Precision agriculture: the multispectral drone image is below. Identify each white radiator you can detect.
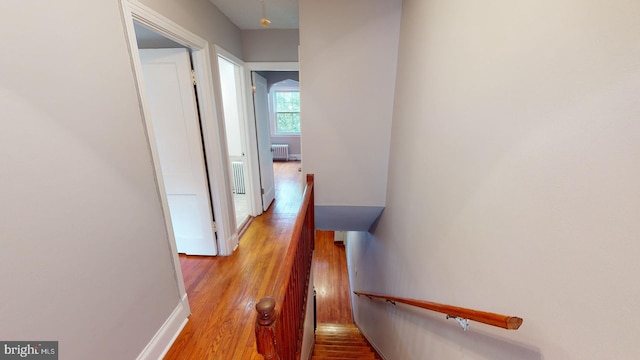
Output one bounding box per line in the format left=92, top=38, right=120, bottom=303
left=271, top=144, right=289, bottom=161
left=231, top=161, right=245, bottom=194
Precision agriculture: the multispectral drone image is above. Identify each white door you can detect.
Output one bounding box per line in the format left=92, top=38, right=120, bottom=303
left=139, top=48, right=217, bottom=256
left=252, top=72, right=275, bottom=211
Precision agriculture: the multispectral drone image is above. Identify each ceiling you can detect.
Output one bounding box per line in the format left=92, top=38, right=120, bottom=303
left=210, top=0, right=299, bottom=30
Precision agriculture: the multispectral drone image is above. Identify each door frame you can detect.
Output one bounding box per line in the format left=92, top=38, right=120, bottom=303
left=244, top=62, right=300, bottom=215
left=121, top=0, right=237, bottom=299
left=215, top=46, right=259, bottom=221
left=138, top=48, right=218, bottom=256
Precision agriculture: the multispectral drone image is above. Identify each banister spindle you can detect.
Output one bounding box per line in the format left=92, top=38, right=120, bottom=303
left=255, top=297, right=278, bottom=359
left=254, top=175, right=315, bottom=360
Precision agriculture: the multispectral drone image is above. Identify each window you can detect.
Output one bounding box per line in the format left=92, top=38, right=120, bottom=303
left=274, top=91, right=300, bottom=134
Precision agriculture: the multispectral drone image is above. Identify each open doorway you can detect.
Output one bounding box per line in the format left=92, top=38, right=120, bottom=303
left=248, top=68, right=301, bottom=212
left=254, top=71, right=301, bottom=162
left=135, top=24, right=218, bottom=257
left=217, top=52, right=253, bottom=231
left=122, top=2, right=243, bottom=322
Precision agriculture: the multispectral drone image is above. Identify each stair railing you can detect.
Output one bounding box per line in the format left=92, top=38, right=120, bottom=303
left=255, top=174, right=315, bottom=360
left=354, top=291, right=523, bottom=331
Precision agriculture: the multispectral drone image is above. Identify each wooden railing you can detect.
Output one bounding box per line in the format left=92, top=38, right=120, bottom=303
left=255, top=174, right=315, bottom=360
left=354, top=291, right=523, bottom=330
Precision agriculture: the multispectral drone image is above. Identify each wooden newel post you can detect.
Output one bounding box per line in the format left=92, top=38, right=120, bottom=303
left=255, top=296, right=278, bottom=360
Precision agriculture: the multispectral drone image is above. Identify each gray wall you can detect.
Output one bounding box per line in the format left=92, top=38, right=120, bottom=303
left=299, top=0, right=402, bottom=229
left=270, top=136, right=301, bottom=160
left=242, top=29, right=299, bottom=62
left=256, top=71, right=301, bottom=158
left=140, top=0, right=243, bottom=58
left=257, top=71, right=300, bottom=90
left=134, top=22, right=185, bottom=49
left=0, top=0, right=242, bottom=358
left=348, top=0, right=640, bottom=359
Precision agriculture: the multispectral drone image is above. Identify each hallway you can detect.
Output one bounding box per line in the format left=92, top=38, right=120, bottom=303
left=164, top=161, right=352, bottom=359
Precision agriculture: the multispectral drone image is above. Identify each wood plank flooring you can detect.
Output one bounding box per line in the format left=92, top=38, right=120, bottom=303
left=314, top=232, right=353, bottom=324
left=164, top=161, right=300, bottom=359
left=164, top=161, right=353, bottom=359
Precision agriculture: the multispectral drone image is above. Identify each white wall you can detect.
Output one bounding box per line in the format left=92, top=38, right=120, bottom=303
left=0, top=1, right=180, bottom=359
left=348, top=0, right=640, bottom=359
left=299, top=0, right=401, bottom=207
left=299, top=0, right=402, bottom=230
left=0, top=0, right=243, bottom=358
left=241, top=29, right=299, bottom=62
left=219, top=57, right=244, bottom=157
left=299, top=0, right=402, bottom=229
left=300, top=267, right=316, bottom=360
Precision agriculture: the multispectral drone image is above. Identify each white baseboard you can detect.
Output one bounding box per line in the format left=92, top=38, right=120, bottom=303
left=137, top=295, right=190, bottom=360
left=289, top=154, right=301, bottom=161
left=181, top=293, right=190, bottom=313
left=230, top=233, right=240, bottom=254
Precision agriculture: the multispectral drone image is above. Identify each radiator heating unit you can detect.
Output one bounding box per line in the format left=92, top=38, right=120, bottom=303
left=271, top=144, right=289, bottom=161
left=231, top=161, right=246, bottom=194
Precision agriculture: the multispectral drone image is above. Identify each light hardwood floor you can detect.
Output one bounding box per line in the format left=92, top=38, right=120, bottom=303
left=164, top=161, right=352, bottom=359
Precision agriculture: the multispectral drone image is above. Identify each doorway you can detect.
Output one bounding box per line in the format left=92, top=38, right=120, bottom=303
left=246, top=64, right=301, bottom=211
left=138, top=45, right=218, bottom=256
left=122, top=1, right=241, bottom=318
left=217, top=53, right=252, bottom=230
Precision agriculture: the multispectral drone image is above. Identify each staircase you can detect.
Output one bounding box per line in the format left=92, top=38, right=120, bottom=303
left=312, top=323, right=381, bottom=359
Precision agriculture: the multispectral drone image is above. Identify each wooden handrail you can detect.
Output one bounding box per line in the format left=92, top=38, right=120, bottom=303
left=354, top=291, right=523, bottom=330
left=255, top=174, right=315, bottom=360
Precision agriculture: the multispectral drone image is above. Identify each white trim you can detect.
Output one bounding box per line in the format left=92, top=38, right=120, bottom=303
left=126, top=1, right=205, bottom=47
left=120, top=0, right=189, bottom=307
left=244, top=62, right=300, bottom=213
left=136, top=299, right=190, bottom=360
left=245, top=71, right=264, bottom=215
left=180, top=292, right=189, bottom=311
left=215, top=46, right=261, bottom=219
left=121, top=0, right=237, bottom=257
left=270, top=84, right=301, bottom=136
left=191, top=45, right=236, bottom=256
left=216, top=46, right=244, bottom=67
left=246, top=62, right=300, bottom=71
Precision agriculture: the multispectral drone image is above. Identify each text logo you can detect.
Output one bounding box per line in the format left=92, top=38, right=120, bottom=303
left=0, top=342, right=57, bottom=359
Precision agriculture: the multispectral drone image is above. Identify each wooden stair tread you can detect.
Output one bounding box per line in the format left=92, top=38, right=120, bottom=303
left=313, top=323, right=381, bottom=359
left=311, top=355, right=380, bottom=360
left=314, top=347, right=374, bottom=353
left=316, top=332, right=365, bottom=337
left=314, top=345, right=372, bottom=350
left=312, top=358, right=377, bottom=360
left=315, top=340, right=369, bottom=346
left=316, top=335, right=369, bottom=340
left=315, top=338, right=369, bottom=344
left=314, top=351, right=374, bottom=356
left=317, top=324, right=359, bottom=330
